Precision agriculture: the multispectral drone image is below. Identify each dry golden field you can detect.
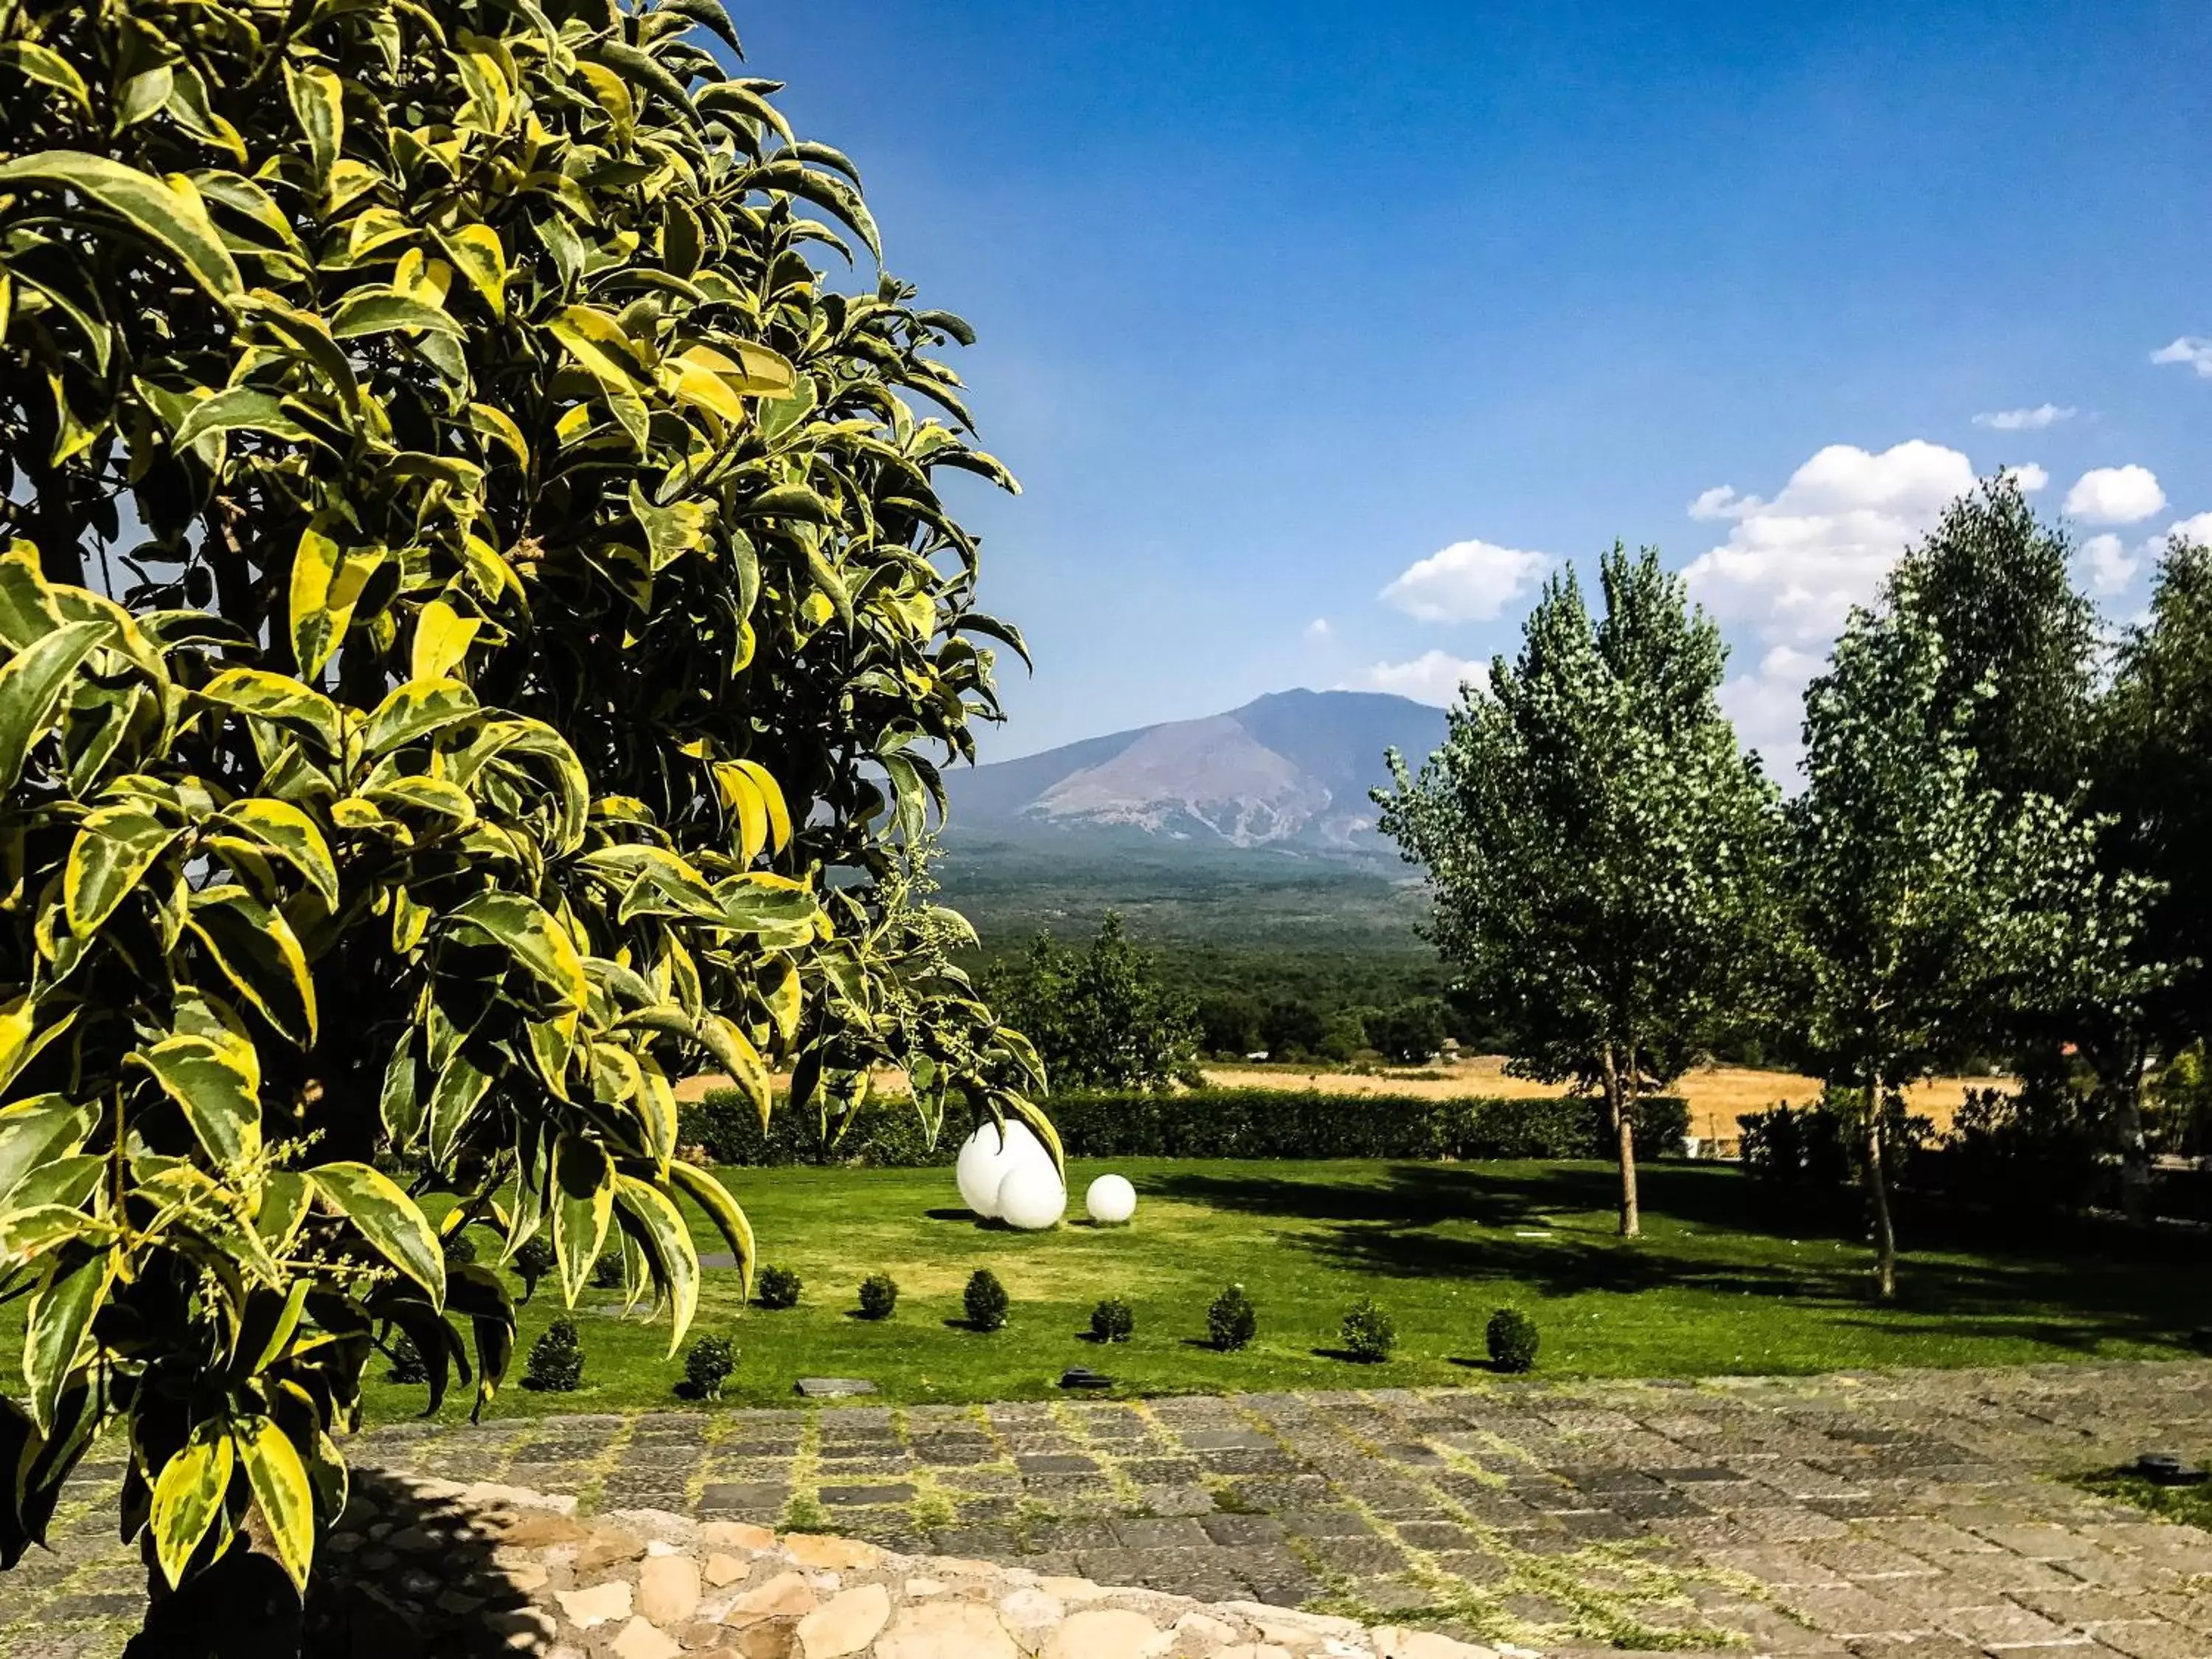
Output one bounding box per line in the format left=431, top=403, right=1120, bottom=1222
left=1200, top=1058, right=2010, bottom=1142
left=675, top=1057, right=2011, bottom=1144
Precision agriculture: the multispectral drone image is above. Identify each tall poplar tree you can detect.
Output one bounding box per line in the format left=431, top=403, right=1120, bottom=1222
left=1377, top=546, right=1778, bottom=1237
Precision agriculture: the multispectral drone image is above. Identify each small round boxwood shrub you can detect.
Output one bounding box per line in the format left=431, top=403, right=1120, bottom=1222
left=514, top=1236, right=557, bottom=1302
left=1208, top=1283, right=1257, bottom=1352
left=591, top=1251, right=627, bottom=1290
left=756, top=1265, right=804, bottom=1310
left=858, top=1273, right=899, bottom=1320
left=1091, top=1296, right=1135, bottom=1343
left=385, top=1330, right=427, bottom=1384
left=524, top=1318, right=585, bottom=1393
left=1340, top=1298, right=1396, bottom=1363
left=964, top=1268, right=1009, bottom=1332
left=1486, top=1307, right=1540, bottom=1373
left=684, top=1335, right=737, bottom=1401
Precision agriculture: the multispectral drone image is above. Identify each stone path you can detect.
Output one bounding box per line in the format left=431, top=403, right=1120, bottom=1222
left=9, top=1362, right=2212, bottom=1656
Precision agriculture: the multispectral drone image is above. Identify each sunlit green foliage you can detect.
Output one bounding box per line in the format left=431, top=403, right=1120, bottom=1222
left=0, top=0, right=1040, bottom=1600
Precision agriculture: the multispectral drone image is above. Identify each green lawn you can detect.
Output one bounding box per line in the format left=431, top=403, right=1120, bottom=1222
left=355, top=1156, right=2212, bottom=1422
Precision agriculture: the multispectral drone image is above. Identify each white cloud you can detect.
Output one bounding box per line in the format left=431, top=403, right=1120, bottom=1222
left=1974, top=403, right=2076, bottom=431
left=2152, top=337, right=2212, bottom=378
left=2000, top=462, right=2049, bottom=493
left=2064, top=465, right=2166, bottom=525
left=1379, top=538, right=1548, bottom=624
left=1688, top=485, right=1751, bottom=521
left=1345, top=650, right=1489, bottom=707
left=1681, top=439, right=1980, bottom=648
left=2079, top=534, right=2140, bottom=596
left=2166, top=511, right=2212, bottom=546
left=1302, top=617, right=1332, bottom=641
left=1717, top=647, right=1825, bottom=778
left=1682, top=439, right=2014, bottom=785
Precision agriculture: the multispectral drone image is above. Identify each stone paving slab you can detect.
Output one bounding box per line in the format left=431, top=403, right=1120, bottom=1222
left=10, top=1362, right=2212, bottom=1654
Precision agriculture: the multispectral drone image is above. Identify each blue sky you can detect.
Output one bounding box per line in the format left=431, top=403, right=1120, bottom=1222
left=739, top=1, right=2212, bottom=768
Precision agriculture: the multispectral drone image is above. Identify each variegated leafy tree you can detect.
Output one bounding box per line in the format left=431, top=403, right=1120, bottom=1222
left=0, top=0, right=1046, bottom=1620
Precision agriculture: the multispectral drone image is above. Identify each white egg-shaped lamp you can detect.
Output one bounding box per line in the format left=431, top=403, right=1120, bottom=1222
left=996, top=1161, right=1068, bottom=1231
left=955, top=1119, right=1048, bottom=1218
left=1085, top=1174, right=1137, bottom=1226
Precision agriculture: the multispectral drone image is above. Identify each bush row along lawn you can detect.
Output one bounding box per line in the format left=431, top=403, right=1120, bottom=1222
left=340, top=1156, right=2212, bottom=1421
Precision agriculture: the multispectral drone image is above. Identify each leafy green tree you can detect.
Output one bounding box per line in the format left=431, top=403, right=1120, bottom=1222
left=990, top=914, right=1200, bottom=1091
left=1260, top=996, right=1328, bottom=1060
left=0, top=0, right=1042, bottom=1628
left=1194, top=991, right=1264, bottom=1058
left=1369, top=999, right=1447, bottom=1065
left=1790, top=571, right=2138, bottom=1290
left=1885, top=481, right=2167, bottom=1217
left=2096, top=538, right=2212, bottom=1188
left=1887, top=479, right=2097, bottom=804
left=1377, top=545, right=1779, bottom=1236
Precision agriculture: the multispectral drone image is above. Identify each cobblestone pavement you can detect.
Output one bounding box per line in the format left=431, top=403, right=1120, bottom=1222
left=8, top=1362, right=2212, bottom=1657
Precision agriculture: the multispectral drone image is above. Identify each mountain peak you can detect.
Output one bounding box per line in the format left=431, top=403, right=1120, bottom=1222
left=950, top=689, right=1447, bottom=854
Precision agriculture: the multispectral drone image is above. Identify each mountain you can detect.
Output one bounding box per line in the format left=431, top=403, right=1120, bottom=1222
left=949, top=689, right=1448, bottom=855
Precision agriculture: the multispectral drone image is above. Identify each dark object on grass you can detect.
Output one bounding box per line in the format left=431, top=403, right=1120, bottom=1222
left=440, top=1227, right=478, bottom=1268
left=1340, top=1298, right=1396, bottom=1362
left=684, top=1335, right=737, bottom=1401
left=514, top=1236, right=557, bottom=1301
left=2138, top=1452, right=2208, bottom=1486
left=385, top=1330, right=427, bottom=1384
left=524, top=1317, right=585, bottom=1392
left=1487, top=1307, right=1540, bottom=1372
left=1208, top=1283, right=1257, bottom=1352
left=757, top=1265, right=803, bottom=1310
left=964, top=1268, right=1009, bottom=1332
left=1091, top=1295, right=1135, bottom=1343
left=591, top=1251, right=627, bottom=1290
left=858, top=1272, right=899, bottom=1320
left=1061, top=1366, right=1113, bottom=1390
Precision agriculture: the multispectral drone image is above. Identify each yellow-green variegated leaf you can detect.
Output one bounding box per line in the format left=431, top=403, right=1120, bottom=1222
left=288, top=526, right=386, bottom=680
left=197, top=668, right=343, bottom=757
left=0, top=41, right=90, bottom=109
left=206, top=799, right=338, bottom=909
left=150, top=1424, right=234, bottom=1589
left=310, top=1161, right=443, bottom=1306
left=550, top=1133, right=613, bottom=1304
left=666, top=1161, right=756, bottom=1298
left=612, top=1174, right=698, bottom=1353
left=24, top=1248, right=110, bottom=1431
left=63, top=804, right=179, bottom=936
left=410, top=597, right=481, bottom=684
left=129, top=1033, right=262, bottom=1172
left=0, top=619, right=112, bottom=790
left=0, top=153, right=241, bottom=303
left=237, top=1416, right=315, bottom=1590
left=448, top=892, right=588, bottom=1012
left=425, top=1051, right=492, bottom=1166
left=697, top=1013, right=771, bottom=1128
left=184, top=887, right=316, bottom=1046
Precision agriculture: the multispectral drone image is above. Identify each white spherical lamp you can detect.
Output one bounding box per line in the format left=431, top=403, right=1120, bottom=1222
left=1085, top=1175, right=1137, bottom=1226
left=996, top=1162, right=1067, bottom=1231
left=955, top=1120, right=1046, bottom=1219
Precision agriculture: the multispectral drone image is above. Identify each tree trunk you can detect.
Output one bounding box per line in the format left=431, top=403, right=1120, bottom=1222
left=1603, top=1042, right=1641, bottom=1239
left=129, top=1524, right=302, bottom=1659
left=1863, top=1080, right=1896, bottom=1298
left=2115, top=1046, right=2152, bottom=1227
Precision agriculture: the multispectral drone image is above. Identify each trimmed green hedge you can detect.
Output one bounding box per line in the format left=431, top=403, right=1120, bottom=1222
left=680, top=1087, right=1688, bottom=1168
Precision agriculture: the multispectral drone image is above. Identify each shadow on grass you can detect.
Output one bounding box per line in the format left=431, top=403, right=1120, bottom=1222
left=1312, top=1347, right=1388, bottom=1365
left=1145, top=1160, right=2212, bottom=1349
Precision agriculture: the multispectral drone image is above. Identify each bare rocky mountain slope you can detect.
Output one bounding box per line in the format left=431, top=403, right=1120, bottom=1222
left=950, top=689, right=1447, bottom=854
